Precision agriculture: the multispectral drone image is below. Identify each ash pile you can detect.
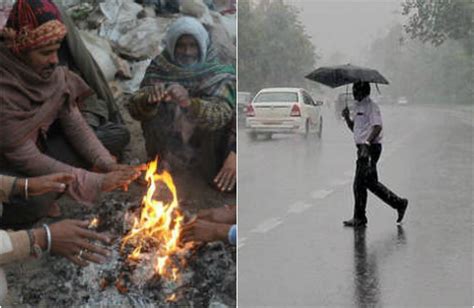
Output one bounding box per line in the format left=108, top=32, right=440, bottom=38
left=5, top=196, right=236, bottom=307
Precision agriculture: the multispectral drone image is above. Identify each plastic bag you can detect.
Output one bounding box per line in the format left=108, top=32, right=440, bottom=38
left=116, top=17, right=171, bottom=61
left=180, top=0, right=214, bottom=26
left=79, top=30, right=117, bottom=81
left=99, top=0, right=143, bottom=42
left=120, top=59, right=152, bottom=94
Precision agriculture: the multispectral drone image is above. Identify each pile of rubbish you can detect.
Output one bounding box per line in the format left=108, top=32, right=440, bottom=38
left=0, top=0, right=236, bottom=94
left=64, top=0, right=236, bottom=94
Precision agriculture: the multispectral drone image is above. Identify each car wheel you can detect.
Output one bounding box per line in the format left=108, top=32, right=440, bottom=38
left=303, top=120, right=309, bottom=139
left=248, top=132, right=257, bottom=141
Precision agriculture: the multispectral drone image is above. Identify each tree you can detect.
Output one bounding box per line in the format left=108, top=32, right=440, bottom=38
left=238, top=0, right=318, bottom=94
left=367, top=22, right=472, bottom=105
left=402, top=0, right=473, bottom=52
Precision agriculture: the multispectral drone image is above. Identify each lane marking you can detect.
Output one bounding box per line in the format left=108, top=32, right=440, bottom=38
left=238, top=237, right=247, bottom=249
left=250, top=217, right=283, bottom=234
left=311, top=189, right=333, bottom=200
left=288, top=201, right=314, bottom=214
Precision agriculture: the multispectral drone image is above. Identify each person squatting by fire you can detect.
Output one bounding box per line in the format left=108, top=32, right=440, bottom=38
left=126, top=16, right=236, bottom=193
left=0, top=0, right=143, bottom=300
left=125, top=15, right=237, bottom=246
left=0, top=0, right=236, bottom=301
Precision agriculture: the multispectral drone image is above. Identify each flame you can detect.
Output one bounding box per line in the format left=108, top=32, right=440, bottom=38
left=166, top=293, right=177, bottom=302
left=88, top=217, right=99, bottom=229
left=121, top=157, right=184, bottom=281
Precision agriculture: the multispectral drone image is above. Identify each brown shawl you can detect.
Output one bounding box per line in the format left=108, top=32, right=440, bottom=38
left=0, top=43, right=112, bottom=206
left=0, top=43, right=92, bottom=151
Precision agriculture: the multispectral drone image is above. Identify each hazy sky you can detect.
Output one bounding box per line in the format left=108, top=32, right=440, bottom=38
left=290, top=0, right=405, bottom=65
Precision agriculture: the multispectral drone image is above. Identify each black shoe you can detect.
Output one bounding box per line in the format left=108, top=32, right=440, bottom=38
left=397, top=198, right=408, bottom=223
left=343, top=218, right=367, bottom=227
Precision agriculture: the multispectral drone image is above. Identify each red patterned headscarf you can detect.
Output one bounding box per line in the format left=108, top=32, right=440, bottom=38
left=1, top=0, right=67, bottom=53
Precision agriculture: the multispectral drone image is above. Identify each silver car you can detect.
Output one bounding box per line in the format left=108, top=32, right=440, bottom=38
left=245, top=87, right=323, bottom=139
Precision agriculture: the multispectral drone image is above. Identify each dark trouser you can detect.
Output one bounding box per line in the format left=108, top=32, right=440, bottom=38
left=141, top=106, right=228, bottom=184
left=353, top=144, right=404, bottom=222
left=42, top=120, right=130, bottom=168
left=80, top=106, right=130, bottom=161
left=94, top=122, right=130, bottom=159
left=0, top=127, right=79, bottom=229
left=193, top=127, right=228, bottom=183
left=0, top=121, right=73, bottom=228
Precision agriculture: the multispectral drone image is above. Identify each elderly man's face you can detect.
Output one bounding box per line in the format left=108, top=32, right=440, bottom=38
left=175, top=34, right=200, bottom=67
left=20, top=43, right=61, bottom=79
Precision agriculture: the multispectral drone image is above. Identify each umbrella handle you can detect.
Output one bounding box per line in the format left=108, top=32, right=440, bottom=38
left=345, top=85, right=349, bottom=109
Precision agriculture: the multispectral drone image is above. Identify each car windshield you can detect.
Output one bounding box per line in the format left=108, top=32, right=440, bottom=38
left=254, top=92, right=298, bottom=103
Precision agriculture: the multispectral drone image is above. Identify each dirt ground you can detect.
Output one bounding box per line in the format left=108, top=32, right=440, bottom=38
left=2, top=96, right=236, bottom=307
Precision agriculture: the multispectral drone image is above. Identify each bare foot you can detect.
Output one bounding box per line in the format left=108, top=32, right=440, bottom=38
left=181, top=219, right=231, bottom=243
left=197, top=205, right=236, bottom=224
left=47, top=202, right=62, bottom=218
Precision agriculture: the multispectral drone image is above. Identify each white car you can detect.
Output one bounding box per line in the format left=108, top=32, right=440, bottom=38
left=237, top=91, right=252, bottom=116
left=245, top=87, right=323, bottom=139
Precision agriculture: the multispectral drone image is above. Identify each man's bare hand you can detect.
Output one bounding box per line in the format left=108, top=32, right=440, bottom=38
left=342, top=107, right=350, bottom=118
left=214, top=151, right=236, bottom=192
left=49, top=219, right=111, bottom=266
left=165, top=83, right=191, bottom=108
left=106, top=163, right=147, bottom=173
left=147, top=84, right=167, bottom=105
left=25, top=173, right=75, bottom=196
left=101, top=169, right=142, bottom=192
left=197, top=205, right=236, bottom=224
left=181, top=219, right=231, bottom=243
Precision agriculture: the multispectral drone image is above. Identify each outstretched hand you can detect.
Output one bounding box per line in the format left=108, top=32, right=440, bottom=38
left=27, top=173, right=75, bottom=196
left=146, top=84, right=167, bottom=105
left=101, top=168, right=143, bottom=192
left=49, top=219, right=111, bottom=266
left=181, top=218, right=231, bottom=243
left=164, top=83, right=191, bottom=108
left=214, top=151, right=236, bottom=192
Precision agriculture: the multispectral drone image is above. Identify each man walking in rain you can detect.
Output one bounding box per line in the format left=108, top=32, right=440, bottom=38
left=342, top=81, right=408, bottom=227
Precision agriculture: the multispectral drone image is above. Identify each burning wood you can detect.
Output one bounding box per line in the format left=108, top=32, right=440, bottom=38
left=8, top=191, right=235, bottom=307
left=120, top=157, right=187, bottom=283
left=115, top=273, right=129, bottom=294
left=9, top=158, right=235, bottom=307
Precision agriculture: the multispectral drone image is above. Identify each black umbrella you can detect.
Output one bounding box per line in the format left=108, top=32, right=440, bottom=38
left=305, top=64, right=389, bottom=88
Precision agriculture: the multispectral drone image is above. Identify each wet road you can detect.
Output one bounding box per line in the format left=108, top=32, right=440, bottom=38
left=237, top=104, right=473, bottom=307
